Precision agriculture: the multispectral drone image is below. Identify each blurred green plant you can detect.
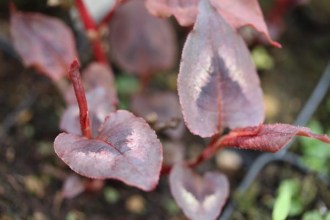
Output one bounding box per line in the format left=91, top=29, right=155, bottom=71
left=272, top=176, right=319, bottom=220
left=299, top=120, right=330, bottom=175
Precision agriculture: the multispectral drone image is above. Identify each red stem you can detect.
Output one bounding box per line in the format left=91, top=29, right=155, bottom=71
left=160, top=134, right=224, bottom=175
left=68, top=60, right=92, bottom=139
left=75, top=0, right=108, bottom=64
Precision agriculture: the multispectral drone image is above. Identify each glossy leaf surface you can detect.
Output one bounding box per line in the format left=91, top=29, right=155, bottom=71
left=10, top=11, right=77, bottom=81
left=109, top=0, right=177, bottom=75
left=169, top=164, right=229, bottom=220
left=55, top=110, right=163, bottom=191
left=220, top=124, right=330, bottom=152
left=178, top=0, right=264, bottom=137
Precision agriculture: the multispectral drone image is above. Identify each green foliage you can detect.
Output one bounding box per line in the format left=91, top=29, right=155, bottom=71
left=115, top=75, right=140, bottom=109
left=272, top=179, right=299, bottom=220
left=299, top=120, right=330, bottom=175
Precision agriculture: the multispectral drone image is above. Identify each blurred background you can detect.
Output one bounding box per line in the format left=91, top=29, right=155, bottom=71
left=0, top=0, right=330, bottom=219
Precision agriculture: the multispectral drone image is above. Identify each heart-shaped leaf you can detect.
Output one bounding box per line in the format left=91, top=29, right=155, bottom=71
left=10, top=10, right=77, bottom=81
left=109, top=0, right=177, bottom=75
left=178, top=0, right=264, bottom=137
left=55, top=110, right=163, bottom=191
left=219, top=124, right=330, bottom=152
left=169, top=164, right=229, bottom=220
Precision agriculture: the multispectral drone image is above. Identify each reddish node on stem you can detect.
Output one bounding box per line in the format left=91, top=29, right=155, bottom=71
left=68, top=60, right=92, bottom=139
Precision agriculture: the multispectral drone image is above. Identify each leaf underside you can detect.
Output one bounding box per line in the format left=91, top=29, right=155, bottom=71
left=55, top=110, right=163, bottom=191
left=169, top=164, right=229, bottom=220
left=178, top=0, right=264, bottom=137
left=220, top=124, right=330, bottom=152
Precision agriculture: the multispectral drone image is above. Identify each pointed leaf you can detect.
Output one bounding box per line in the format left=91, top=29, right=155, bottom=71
left=178, top=0, right=264, bottom=137
left=209, top=0, right=280, bottom=47
left=220, top=124, right=330, bottom=152
left=169, top=164, right=229, bottom=220
left=55, top=110, right=163, bottom=191
left=109, top=0, right=177, bottom=75
left=82, top=0, right=117, bottom=23
left=145, top=0, right=198, bottom=26
left=10, top=11, right=77, bottom=81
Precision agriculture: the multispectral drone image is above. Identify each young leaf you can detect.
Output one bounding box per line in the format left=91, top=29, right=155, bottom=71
left=219, top=124, right=330, bottom=152
left=55, top=110, right=163, bottom=191
left=109, top=0, right=177, bottom=75
left=209, top=0, right=281, bottom=47
left=145, top=0, right=198, bottom=26
left=178, top=0, right=264, bottom=138
left=10, top=11, right=77, bottom=81
left=169, top=164, right=229, bottom=220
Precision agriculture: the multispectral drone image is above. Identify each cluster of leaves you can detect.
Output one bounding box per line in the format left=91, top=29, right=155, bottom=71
left=8, top=0, right=330, bottom=219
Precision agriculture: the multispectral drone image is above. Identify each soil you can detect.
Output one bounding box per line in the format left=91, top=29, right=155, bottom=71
left=0, top=1, right=330, bottom=220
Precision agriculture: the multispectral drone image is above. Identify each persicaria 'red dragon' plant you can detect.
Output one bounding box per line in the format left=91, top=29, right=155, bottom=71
left=8, top=0, right=330, bottom=219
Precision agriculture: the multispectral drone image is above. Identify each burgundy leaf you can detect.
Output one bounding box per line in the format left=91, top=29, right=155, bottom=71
left=178, top=0, right=264, bottom=138
left=145, top=0, right=198, bottom=26
left=55, top=110, right=163, bottom=191
left=131, top=92, right=185, bottom=139
left=82, top=63, right=117, bottom=105
left=209, top=0, right=281, bottom=47
left=145, top=0, right=279, bottom=47
left=169, top=164, right=229, bottom=220
left=109, top=0, right=177, bottom=75
left=219, top=124, right=330, bottom=152
left=10, top=11, right=77, bottom=81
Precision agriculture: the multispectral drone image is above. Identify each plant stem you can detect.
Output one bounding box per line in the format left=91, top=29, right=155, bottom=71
left=160, top=134, right=224, bottom=175
left=75, top=0, right=108, bottom=64
left=68, top=60, right=92, bottom=139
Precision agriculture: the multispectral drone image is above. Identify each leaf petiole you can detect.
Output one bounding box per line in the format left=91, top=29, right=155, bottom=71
left=68, top=60, right=92, bottom=139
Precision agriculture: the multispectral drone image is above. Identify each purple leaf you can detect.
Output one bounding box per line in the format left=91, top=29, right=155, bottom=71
left=55, top=110, right=163, bottom=191
left=209, top=0, right=281, bottom=47
left=220, top=124, right=330, bottom=152
left=145, top=0, right=198, bottom=26
left=109, top=0, right=177, bottom=75
left=10, top=11, right=77, bottom=81
left=178, top=0, right=264, bottom=138
left=169, top=164, right=229, bottom=220
left=145, top=0, right=279, bottom=47
left=62, top=175, right=85, bottom=199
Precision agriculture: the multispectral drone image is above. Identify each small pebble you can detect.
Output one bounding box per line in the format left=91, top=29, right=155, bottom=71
left=125, top=195, right=145, bottom=214
left=216, top=149, right=242, bottom=172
